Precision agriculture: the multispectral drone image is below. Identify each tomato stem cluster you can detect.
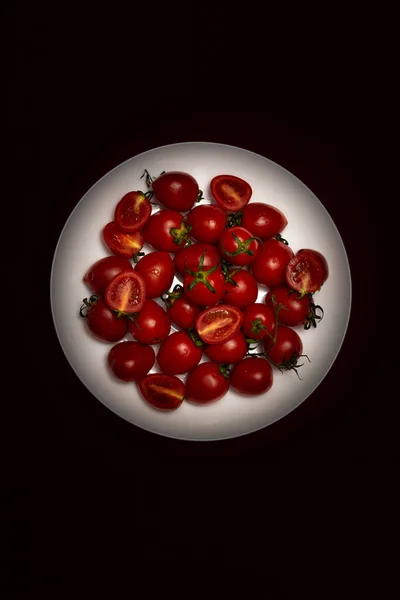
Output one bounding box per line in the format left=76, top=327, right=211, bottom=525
left=79, top=295, right=99, bottom=317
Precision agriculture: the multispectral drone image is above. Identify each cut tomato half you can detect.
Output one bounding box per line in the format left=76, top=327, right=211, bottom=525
left=195, top=304, right=243, bottom=345
left=102, top=221, right=144, bottom=258
left=138, top=373, right=185, bottom=410
left=104, top=271, right=146, bottom=315
left=114, top=191, right=152, bottom=232
left=285, top=249, right=329, bottom=296
left=210, top=174, right=252, bottom=212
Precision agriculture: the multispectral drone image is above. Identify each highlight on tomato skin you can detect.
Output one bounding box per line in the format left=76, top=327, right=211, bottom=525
left=195, top=305, right=243, bottom=345
left=104, top=271, right=146, bottom=315
left=102, top=221, right=144, bottom=258
left=138, top=373, right=185, bottom=410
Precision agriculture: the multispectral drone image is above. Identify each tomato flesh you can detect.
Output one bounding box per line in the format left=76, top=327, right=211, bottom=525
left=285, top=249, right=329, bottom=295
left=196, top=305, right=243, bottom=345
left=102, top=221, right=144, bottom=258
left=115, top=191, right=152, bottom=232
left=104, top=271, right=146, bottom=314
left=83, top=256, right=134, bottom=296
left=138, top=373, right=185, bottom=410
left=210, top=175, right=252, bottom=212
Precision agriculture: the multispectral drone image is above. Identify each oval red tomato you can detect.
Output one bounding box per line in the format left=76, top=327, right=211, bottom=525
left=134, top=251, right=175, bottom=298
left=241, top=202, right=288, bottom=240
left=230, top=357, right=273, bottom=395
left=157, top=331, right=203, bottom=375
left=142, top=209, right=192, bottom=252
left=185, top=362, right=230, bottom=405
left=242, top=303, right=276, bottom=342
left=115, top=191, right=152, bottom=232
left=218, top=226, right=259, bottom=266
left=102, top=221, right=144, bottom=259
left=138, top=373, right=185, bottom=410
left=160, top=285, right=201, bottom=330
left=183, top=262, right=226, bottom=308
left=204, top=331, right=247, bottom=364
left=108, top=341, right=155, bottom=382
left=250, top=239, right=294, bottom=287
left=127, top=299, right=171, bottom=345
left=173, top=243, right=221, bottom=278
left=210, top=174, right=252, bottom=212
left=83, top=256, right=134, bottom=296
left=104, top=271, right=146, bottom=315
left=285, top=249, right=329, bottom=296
left=196, top=305, right=243, bottom=345
left=152, top=171, right=200, bottom=212
left=186, top=204, right=227, bottom=244
left=223, top=268, right=259, bottom=309
left=81, top=297, right=128, bottom=342
left=263, top=325, right=306, bottom=376
left=265, top=285, right=311, bottom=327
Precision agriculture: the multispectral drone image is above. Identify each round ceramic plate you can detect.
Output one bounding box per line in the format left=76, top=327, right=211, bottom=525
left=51, top=141, right=351, bottom=441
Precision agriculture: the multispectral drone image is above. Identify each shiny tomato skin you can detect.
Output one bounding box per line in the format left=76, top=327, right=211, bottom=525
left=183, top=267, right=226, bottom=308
left=128, top=299, right=171, bottom=345
left=241, top=202, right=288, bottom=240
left=186, top=204, right=227, bottom=244
left=210, top=174, right=252, bottom=212
left=263, top=325, right=303, bottom=366
left=134, top=251, right=175, bottom=298
left=173, top=243, right=221, bottom=278
left=157, top=331, right=203, bottom=375
left=230, top=357, right=273, bottom=395
left=218, top=226, right=259, bottom=266
left=85, top=298, right=128, bottom=342
left=250, top=239, right=294, bottom=288
left=138, top=373, right=185, bottom=410
left=185, top=362, right=230, bottom=405
left=242, top=303, right=276, bottom=342
left=204, top=331, right=247, bottom=364
left=115, top=191, right=152, bottom=232
left=104, top=271, right=146, bottom=314
left=102, top=221, right=144, bottom=258
left=196, top=305, right=243, bottom=345
left=265, top=285, right=311, bottom=327
left=223, top=268, right=259, bottom=309
left=152, top=171, right=199, bottom=212
left=108, top=341, right=155, bottom=382
left=166, top=295, right=201, bottom=330
left=83, top=256, right=134, bottom=296
left=285, top=249, right=329, bottom=295
left=142, top=210, right=190, bottom=252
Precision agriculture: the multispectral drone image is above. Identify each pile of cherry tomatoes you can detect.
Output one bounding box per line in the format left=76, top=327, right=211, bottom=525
left=80, top=170, right=328, bottom=410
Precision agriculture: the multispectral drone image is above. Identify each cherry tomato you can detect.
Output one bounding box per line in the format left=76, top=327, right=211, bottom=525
left=196, top=305, right=243, bottom=345
left=134, top=251, right=175, bottom=298
left=138, top=373, right=185, bottom=410
left=173, top=243, right=221, bottom=278
left=142, top=209, right=191, bottom=252
left=160, top=285, right=201, bottom=330
left=285, top=249, right=329, bottom=296
left=115, top=191, right=152, bottom=232
left=104, top=271, right=146, bottom=315
left=230, top=357, right=273, bottom=395
left=210, top=174, right=252, bottom=212
left=241, top=202, right=288, bottom=240
left=218, top=226, right=259, bottom=266
left=80, top=297, right=128, bottom=342
left=102, top=221, right=144, bottom=258
left=83, top=256, right=134, bottom=296
left=186, top=204, right=227, bottom=244
left=250, top=239, right=294, bottom=287
left=263, top=325, right=306, bottom=376
left=108, top=341, right=155, bottom=382
left=223, top=268, right=259, bottom=309
left=183, top=254, right=226, bottom=308
left=185, top=362, right=230, bottom=405
left=157, top=331, right=203, bottom=375
left=204, top=331, right=247, bottom=364
left=242, top=303, right=276, bottom=342
left=127, top=299, right=171, bottom=345
left=265, top=285, right=311, bottom=327
left=152, top=171, right=200, bottom=212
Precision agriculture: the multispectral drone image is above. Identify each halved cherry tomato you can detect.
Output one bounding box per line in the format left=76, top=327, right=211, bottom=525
left=185, top=362, right=230, bottom=405
left=196, top=305, right=243, bottom=345
left=204, top=331, right=247, bottom=364
left=115, top=191, right=152, bottom=232
left=265, top=285, right=311, bottom=327
left=134, top=251, right=175, bottom=298
left=230, top=357, right=273, bottom=395
left=152, top=171, right=200, bottom=212
left=240, top=202, right=288, bottom=240
left=108, top=341, right=155, bottom=382
left=242, top=303, right=276, bottom=342
left=102, top=221, right=144, bottom=258
left=285, top=249, right=329, bottom=296
left=210, top=174, right=252, bottom=212
left=138, top=373, right=185, bottom=410
left=127, top=299, right=171, bottom=345
left=218, top=226, right=259, bottom=266
left=83, top=256, right=134, bottom=296
left=250, top=239, right=294, bottom=287
left=186, top=204, right=227, bottom=244
left=142, top=209, right=192, bottom=252
left=104, top=271, right=146, bottom=315
left=157, top=331, right=203, bottom=375
left=183, top=252, right=226, bottom=308
left=263, top=325, right=306, bottom=377
left=173, top=243, right=221, bottom=278
left=160, top=284, right=201, bottom=330
left=223, top=267, right=259, bottom=309
left=80, top=297, right=128, bottom=342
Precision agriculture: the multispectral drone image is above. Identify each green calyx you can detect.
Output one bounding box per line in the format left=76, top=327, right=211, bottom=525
left=221, top=231, right=258, bottom=257
left=160, top=284, right=184, bottom=309
left=185, top=250, right=219, bottom=294
left=170, top=220, right=192, bottom=247
left=251, top=318, right=267, bottom=335
left=188, top=328, right=205, bottom=348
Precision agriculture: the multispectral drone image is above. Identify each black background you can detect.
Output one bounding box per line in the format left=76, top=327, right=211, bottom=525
left=9, top=9, right=381, bottom=587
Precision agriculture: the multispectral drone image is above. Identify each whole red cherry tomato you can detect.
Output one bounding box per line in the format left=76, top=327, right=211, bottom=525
left=223, top=267, right=259, bottom=309
left=80, top=296, right=128, bottom=342
left=135, top=251, right=175, bottom=298
left=230, top=357, right=273, bottom=395
left=265, top=285, right=311, bottom=327
left=173, top=243, right=221, bottom=278
left=241, top=202, right=288, bottom=240
left=203, top=331, right=247, bottom=364
left=160, top=285, right=201, bottom=330
left=263, top=325, right=307, bottom=377
left=218, top=226, right=259, bottom=266
left=157, top=331, right=203, bottom=375
left=142, top=209, right=192, bottom=252
left=186, top=204, right=227, bottom=244
left=108, top=341, right=155, bottom=382
left=127, top=299, right=171, bottom=345
left=250, top=239, right=294, bottom=287
left=242, top=303, right=276, bottom=342
left=183, top=250, right=226, bottom=308
left=151, top=171, right=200, bottom=212
left=185, top=362, right=230, bottom=405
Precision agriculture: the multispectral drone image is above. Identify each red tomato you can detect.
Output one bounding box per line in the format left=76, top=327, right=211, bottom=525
left=218, top=226, right=259, bottom=266
left=223, top=268, right=259, bottom=309
left=173, top=243, right=221, bottom=278
left=115, top=191, right=152, bottom=232
left=142, top=209, right=192, bottom=252
left=134, top=251, right=175, bottom=298
left=152, top=171, right=200, bottom=212
left=108, top=341, right=155, bottom=382
left=241, top=202, right=288, bottom=240
left=263, top=326, right=306, bottom=376
left=265, top=285, right=311, bottom=327
left=285, top=249, right=329, bottom=296
left=160, top=285, right=201, bottom=330
left=230, top=357, right=273, bottom=395
left=138, top=373, right=185, bottom=410
left=183, top=259, right=226, bottom=308
left=104, top=271, right=146, bottom=315
left=196, top=305, right=243, bottom=345
left=204, top=331, right=247, bottom=364
left=127, top=299, right=171, bottom=345
left=83, top=256, right=134, bottom=296
left=80, top=297, right=128, bottom=342
left=102, top=221, right=144, bottom=258
left=185, top=362, right=230, bottom=405
left=186, top=204, right=227, bottom=244
left=250, top=239, right=294, bottom=287
left=157, top=331, right=203, bottom=375
left=210, top=174, right=252, bottom=212
left=242, top=303, right=276, bottom=342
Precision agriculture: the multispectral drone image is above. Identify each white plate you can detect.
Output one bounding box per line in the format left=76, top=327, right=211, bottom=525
left=50, top=141, right=351, bottom=441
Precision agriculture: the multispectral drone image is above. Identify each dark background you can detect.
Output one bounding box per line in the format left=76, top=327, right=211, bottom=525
left=9, top=10, right=381, bottom=586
